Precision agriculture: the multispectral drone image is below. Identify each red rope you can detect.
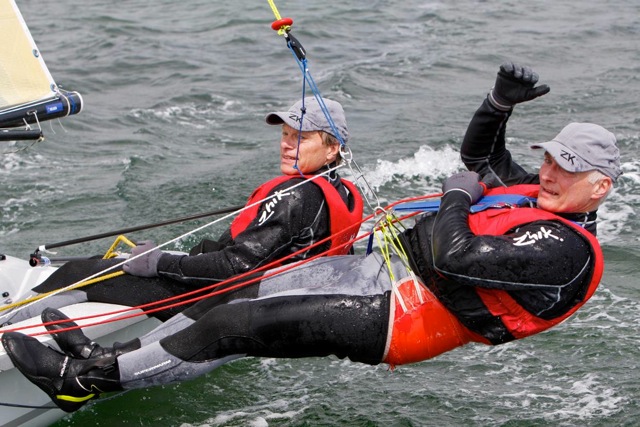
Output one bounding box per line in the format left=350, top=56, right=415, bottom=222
left=10, top=193, right=440, bottom=336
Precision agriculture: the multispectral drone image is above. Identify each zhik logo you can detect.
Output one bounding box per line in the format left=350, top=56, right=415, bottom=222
left=288, top=113, right=302, bottom=124
left=513, top=226, right=563, bottom=246
left=560, top=149, right=576, bottom=165
left=258, top=190, right=291, bottom=225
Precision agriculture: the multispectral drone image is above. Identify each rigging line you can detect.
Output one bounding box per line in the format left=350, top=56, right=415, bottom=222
left=344, top=153, right=382, bottom=213
left=266, top=0, right=283, bottom=21
left=280, top=32, right=384, bottom=213
left=1, top=166, right=347, bottom=321
left=267, top=4, right=383, bottom=213
left=285, top=49, right=345, bottom=148
left=283, top=38, right=383, bottom=211
left=12, top=206, right=430, bottom=335
left=40, top=207, right=428, bottom=333
left=311, top=90, right=346, bottom=147
left=15, top=221, right=372, bottom=335
left=22, top=222, right=378, bottom=337
left=0, top=270, right=125, bottom=312
left=35, top=204, right=245, bottom=253
left=291, top=88, right=307, bottom=176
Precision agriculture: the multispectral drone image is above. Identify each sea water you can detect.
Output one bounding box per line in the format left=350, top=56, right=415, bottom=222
left=2, top=0, right=640, bottom=425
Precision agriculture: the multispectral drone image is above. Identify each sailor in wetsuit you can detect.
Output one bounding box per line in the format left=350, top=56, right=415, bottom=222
left=4, top=97, right=363, bottom=323
left=2, top=62, right=623, bottom=412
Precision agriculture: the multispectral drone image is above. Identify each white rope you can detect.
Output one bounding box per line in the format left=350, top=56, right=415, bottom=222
left=1, top=166, right=344, bottom=320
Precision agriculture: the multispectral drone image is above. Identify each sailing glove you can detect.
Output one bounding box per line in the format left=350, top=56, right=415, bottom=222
left=123, top=240, right=162, bottom=277
left=442, top=171, right=485, bottom=204
left=488, top=62, right=550, bottom=111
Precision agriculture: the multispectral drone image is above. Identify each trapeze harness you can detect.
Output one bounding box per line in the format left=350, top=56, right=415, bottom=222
left=230, top=174, right=364, bottom=256
left=383, top=184, right=604, bottom=367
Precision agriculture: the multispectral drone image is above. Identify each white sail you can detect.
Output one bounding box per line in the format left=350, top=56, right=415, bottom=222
left=0, top=0, right=82, bottom=141
left=0, top=0, right=57, bottom=110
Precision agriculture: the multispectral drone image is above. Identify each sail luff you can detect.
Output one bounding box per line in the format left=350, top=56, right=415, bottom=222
left=0, top=0, right=57, bottom=110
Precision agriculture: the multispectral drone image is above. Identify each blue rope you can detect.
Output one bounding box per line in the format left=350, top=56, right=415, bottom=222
left=287, top=45, right=346, bottom=148
left=292, top=72, right=308, bottom=177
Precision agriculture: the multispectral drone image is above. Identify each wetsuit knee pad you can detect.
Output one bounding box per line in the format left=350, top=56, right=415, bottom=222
left=383, top=276, right=472, bottom=367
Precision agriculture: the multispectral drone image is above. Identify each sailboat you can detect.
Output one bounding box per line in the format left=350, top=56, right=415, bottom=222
left=0, top=1, right=161, bottom=425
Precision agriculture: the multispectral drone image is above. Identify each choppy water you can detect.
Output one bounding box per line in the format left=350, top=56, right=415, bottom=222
left=2, top=0, right=640, bottom=426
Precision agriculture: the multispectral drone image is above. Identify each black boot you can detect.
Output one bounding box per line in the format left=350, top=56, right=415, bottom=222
left=41, top=307, right=140, bottom=358
left=1, top=332, right=123, bottom=413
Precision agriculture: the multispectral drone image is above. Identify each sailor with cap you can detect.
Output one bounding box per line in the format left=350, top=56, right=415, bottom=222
left=3, top=97, right=363, bottom=326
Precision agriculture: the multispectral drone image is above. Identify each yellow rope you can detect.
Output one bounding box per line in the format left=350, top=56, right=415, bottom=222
left=0, top=270, right=125, bottom=312
left=102, top=235, right=137, bottom=259
left=372, top=211, right=418, bottom=314
left=266, top=0, right=291, bottom=35
left=0, top=235, right=137, bottom=312
left=373, top=211, right=414, bottom=283
left=266, top=0, right=282, bottom=20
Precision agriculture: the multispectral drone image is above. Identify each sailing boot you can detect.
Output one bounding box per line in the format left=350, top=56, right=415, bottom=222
left=1, top=331, right=122, bottom=413
left=41, top=307, right=140, bottom=358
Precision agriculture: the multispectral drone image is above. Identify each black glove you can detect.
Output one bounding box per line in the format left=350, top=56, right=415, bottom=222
left=488, top=62, right=550, bottom=111
left=122, top=240, right=163, bottom=277
left=442, top=171, right=484, bottom=204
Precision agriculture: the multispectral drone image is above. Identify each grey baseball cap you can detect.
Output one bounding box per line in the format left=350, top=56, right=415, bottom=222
left=265, top=97, right=349, bottom=143
left=531, top=122, right=621, bottom=181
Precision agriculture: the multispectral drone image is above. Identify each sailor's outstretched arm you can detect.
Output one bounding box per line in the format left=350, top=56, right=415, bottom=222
left=460, top=62, right=549, bottom=187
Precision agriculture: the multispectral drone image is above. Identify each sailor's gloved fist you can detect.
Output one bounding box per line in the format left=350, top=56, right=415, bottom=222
left=442, top=171, right=485, bottom=204
left=122, top=240, right=162, bottom=277
left=488, top=62, right=550, bottom=111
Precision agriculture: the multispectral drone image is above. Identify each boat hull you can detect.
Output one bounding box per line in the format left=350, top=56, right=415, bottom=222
left=0, top=255, right=161, bottom=426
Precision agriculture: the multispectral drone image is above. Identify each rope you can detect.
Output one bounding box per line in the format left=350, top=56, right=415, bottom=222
left=0, top=236, right=137, bottom=312
left=0, top=271, right=125, bottom=312
left=0, top=166, right=350, bottom=322
left=267, top=0, right=282, bottom=20
left=266, top=1, right=384, bottom=215
left=4, top=194, right=438, bottom=335
left=287, top=0, right=400, bottom=256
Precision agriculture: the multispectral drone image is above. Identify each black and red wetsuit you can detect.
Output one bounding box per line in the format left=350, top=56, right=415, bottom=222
left=404, top=184, right=602, bottom=346
left=23, top=170, right=363, bottom=322
left=156, top=171, right=363, bottom=285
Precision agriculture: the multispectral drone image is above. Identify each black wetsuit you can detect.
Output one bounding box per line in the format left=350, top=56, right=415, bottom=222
left=15, top=170, right=359, bottom=322
left=155, top=170, right=358, bottom=285
left=404, top=97, right=598, bottom=343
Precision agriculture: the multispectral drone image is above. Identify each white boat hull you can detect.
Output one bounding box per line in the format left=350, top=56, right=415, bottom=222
left=0, top=254, right=162, bottom=426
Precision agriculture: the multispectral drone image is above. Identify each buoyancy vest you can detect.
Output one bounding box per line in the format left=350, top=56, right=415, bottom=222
left=383, top=184, right=603, bottom=366
left=466, top=184, right=603, bottom=340
left=229, top=174, right=364, bottom=256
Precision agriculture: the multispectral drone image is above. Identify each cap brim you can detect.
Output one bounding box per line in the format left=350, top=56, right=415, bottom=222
left=531, top=141, right=590, bottom=173
left=265, top=112, right=287, bottom=126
